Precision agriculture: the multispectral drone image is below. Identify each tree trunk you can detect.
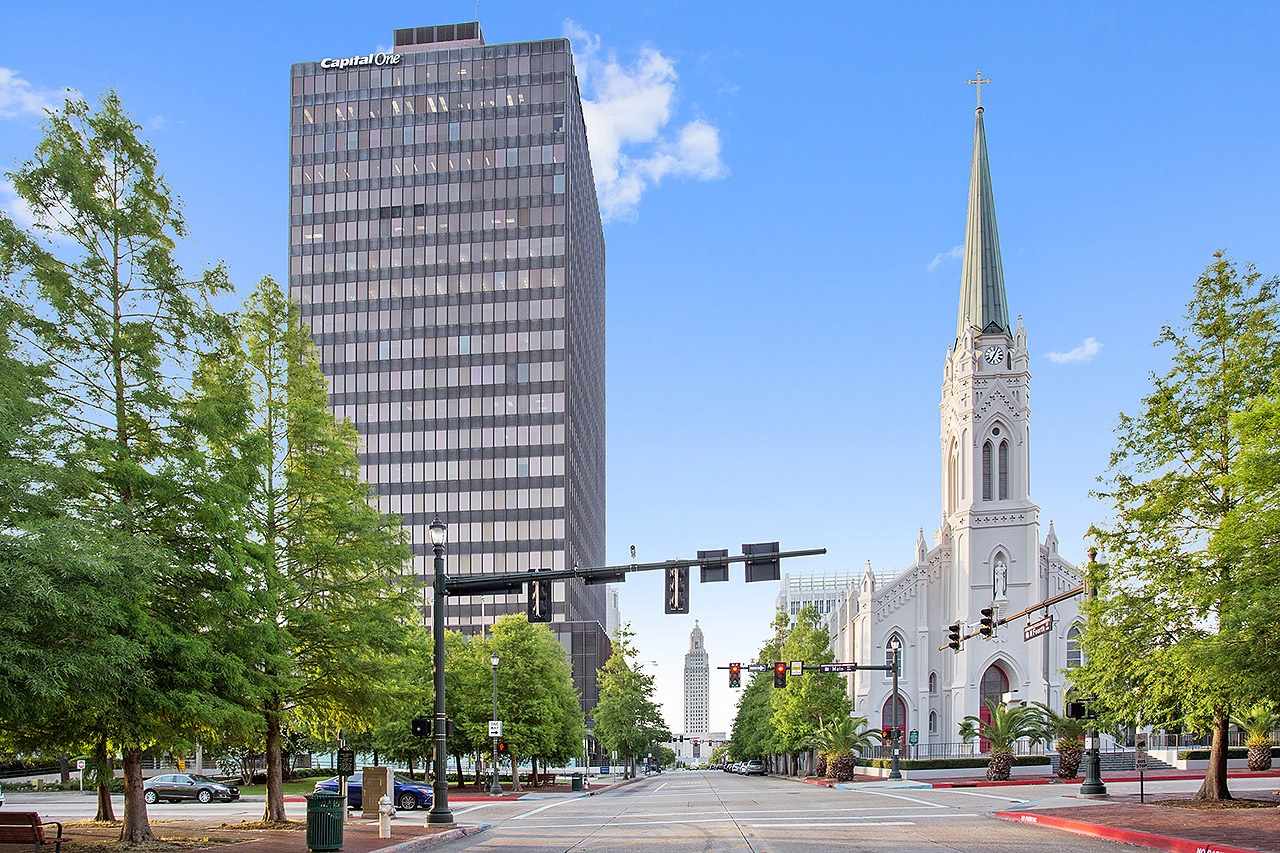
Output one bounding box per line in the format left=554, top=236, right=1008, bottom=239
left=510, top=755, right=523, bottom=792
left=119, top=748, right=155, bottom=843
left=59, top=754, right=71, bottom=784
left=262, top=708, right=288, bottom=823
left=1194, top=712, right=1233, bottom=800
left=94, top=735, right=116, bottom=822
left=455, top=753, right=465, bottom=789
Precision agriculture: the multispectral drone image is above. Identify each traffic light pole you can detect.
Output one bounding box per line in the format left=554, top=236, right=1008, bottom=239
left=427, top=530, right=453, bottom=825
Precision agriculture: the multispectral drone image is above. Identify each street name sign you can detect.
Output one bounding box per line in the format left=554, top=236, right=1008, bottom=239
left=817, top=663, right=859, bottom=673
left=1023, top=614, right=1054, bottom=641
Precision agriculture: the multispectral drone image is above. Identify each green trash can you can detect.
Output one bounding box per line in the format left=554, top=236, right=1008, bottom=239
left=305, top=791, right=345, bottom=852
left=571, top=773, right=584, bottom=792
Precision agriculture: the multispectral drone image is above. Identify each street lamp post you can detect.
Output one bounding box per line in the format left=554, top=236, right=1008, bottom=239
left=490, top=653, right=503, bottom=796
left=1079, top=548, right=1109, bottom=798
left=427, top=517, right=454, bottom=824
left=887, top=637, right=903, bottom=781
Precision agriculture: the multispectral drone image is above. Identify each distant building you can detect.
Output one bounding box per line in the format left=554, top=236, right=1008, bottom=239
left=604, top=584, right=622, bottom=638
left=683, top=621, right=709, bottom=736
left=775, top=571, right=860, bottom=625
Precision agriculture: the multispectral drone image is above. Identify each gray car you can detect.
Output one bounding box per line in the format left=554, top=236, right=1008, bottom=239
left=143, top=773, right=240, bottom=804
left=744, top=760, right=766, bottom=776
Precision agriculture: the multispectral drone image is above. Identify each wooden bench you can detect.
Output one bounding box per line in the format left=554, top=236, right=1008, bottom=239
left=0, top=812, right=64, bottom=851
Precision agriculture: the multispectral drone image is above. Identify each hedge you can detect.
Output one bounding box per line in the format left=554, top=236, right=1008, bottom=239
left=1177, top=747, right=1280, bottom=760
left=855, top=755, right=1051, bottom=771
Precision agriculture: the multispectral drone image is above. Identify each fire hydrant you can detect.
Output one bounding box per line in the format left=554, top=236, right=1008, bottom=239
left=378, top=794, right=394, bottom=838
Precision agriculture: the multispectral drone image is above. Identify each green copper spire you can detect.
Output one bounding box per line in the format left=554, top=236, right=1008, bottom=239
left=956, top=95, right=1010, bottom=343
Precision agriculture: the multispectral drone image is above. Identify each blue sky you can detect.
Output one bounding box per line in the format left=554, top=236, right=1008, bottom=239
left=3, top=1, right=1278, bottom=736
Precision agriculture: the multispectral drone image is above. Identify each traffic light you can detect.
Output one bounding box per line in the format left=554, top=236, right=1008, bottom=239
left=411, top=716, right=430, bottom=737
left=881, top=727, right=893, bottom=742
left=947, top=622, right=962, bottom=652
left=979, top=607, right=995, bottom=638
left=1065, top=701, right=1087, bottom=719
left=664, top=564, right=690, bottom=614
left=773, top=661, right=787, bottom=688
left=729, top=662, right=741, bottom=688
left=527, top=574, right=552, bottom=623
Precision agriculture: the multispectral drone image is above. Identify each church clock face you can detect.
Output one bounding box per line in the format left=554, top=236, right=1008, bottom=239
left=984, top=346, right=1005, bottom=365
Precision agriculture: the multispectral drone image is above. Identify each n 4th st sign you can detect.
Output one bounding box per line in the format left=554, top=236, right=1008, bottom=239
left=1023, top=614, right=1053, bottom=641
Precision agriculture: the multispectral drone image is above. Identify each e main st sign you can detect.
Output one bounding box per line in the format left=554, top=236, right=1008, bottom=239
left=319, top=51, right=403, bottom=70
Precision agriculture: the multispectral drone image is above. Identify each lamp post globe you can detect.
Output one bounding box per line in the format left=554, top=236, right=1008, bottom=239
left=427, top=516, right=453, bottom=824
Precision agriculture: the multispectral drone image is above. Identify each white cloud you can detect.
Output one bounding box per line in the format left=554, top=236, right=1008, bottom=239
left=1046, top=337, right=1102, bottom=364
left=927, top=244, right=963, bottom=272
left=0, top=67, right=66, bottom=120
left=564, top=21, right=727, bottom=222
left=0, top=179, right=38, bottom=229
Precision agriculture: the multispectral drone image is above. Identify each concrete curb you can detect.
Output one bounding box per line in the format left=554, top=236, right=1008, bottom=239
left=834, top=780, right=934, bottom=791
left=365, top=823, right=488, bottom=853
left=996, top=810, right=1265, bottom=853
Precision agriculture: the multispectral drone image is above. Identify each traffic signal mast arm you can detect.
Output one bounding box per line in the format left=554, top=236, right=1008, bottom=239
left=441, top=547, right=827, bottom=596
left=935, top=584, right=1085, bottom=651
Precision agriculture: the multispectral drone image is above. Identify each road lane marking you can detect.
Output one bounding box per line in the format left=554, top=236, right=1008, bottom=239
left=855, top=789, right=947, bottom=807
left=452, top=803, right=495, bottom=814
left=943, top=789, right=1028, bottom=802
left=653, top=782, right=669, bottom=792
left=752, top=821, right=916, bottom=827
left=510, top=797, right=581, bottom=820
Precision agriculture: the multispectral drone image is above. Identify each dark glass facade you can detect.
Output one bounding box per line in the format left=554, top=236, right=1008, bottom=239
left=288, top=23, right=606, bottom=633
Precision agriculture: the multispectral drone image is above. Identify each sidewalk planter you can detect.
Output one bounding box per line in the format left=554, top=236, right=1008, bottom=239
left=305, top=791, right=345, bottom=852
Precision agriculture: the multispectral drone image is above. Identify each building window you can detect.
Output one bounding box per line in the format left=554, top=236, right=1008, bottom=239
left=885, top=633, right=903, bottom=670
left=928, top=711, right=938, bottom=734
left=998, top=439, right=1009, bottom=500
left=1066, top=625, right=1083, bottom=669
left=928, top=671, right=938, bottom=695
left=982, top=441, right=993, bottom=501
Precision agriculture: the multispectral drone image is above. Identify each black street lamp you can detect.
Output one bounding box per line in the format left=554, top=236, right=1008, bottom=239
left=490, top=653, right=503, bottom=796
left=427, top=517, right=454, bottom=824
left=1079, top=548, right=1108, bottom=799
left=887, top=636, right=903, bottom=781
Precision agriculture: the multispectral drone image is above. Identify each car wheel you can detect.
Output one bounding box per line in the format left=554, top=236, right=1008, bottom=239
left=144, top=789, right=158, bottom=804
left=397, top=792, right=418, bottom=810
left=198, top=789, right=213, bottom=804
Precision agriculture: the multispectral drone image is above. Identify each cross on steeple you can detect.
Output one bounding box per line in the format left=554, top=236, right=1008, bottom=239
left=967, top=69, right=991, bottom=111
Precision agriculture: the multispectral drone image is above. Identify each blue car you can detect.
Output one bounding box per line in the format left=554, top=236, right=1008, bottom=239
left=313, top=772, right=433, bottom=811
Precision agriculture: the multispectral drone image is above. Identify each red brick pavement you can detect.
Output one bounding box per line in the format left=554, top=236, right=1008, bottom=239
left=999, top=798, right=1280, bottom=853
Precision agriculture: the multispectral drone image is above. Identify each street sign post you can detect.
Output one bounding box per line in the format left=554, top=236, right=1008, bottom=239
left=489, top=720, right=503, bottom=737
left=1135, top=731, right=1148, bottom=802
left=746, top=664, right=768, bottom=673
left=817, top=663, right=859, bottom=673
left=337, top=748, right=356, bottom=777
left=908, top=730, right=919, bottom=745
left=1023, top=614, right=1054, bottom=641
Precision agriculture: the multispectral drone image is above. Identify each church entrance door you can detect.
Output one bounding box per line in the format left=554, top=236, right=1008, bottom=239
left=978, top=664, right=1010, bottom=753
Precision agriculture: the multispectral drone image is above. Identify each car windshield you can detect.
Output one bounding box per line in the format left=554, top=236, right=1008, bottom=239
left=189, top=775, right=221, bottom=784
left=393, top=774, right=421, bottom=784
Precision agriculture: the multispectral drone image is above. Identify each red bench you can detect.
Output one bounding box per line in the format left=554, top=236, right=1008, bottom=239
left=0, top=812, right=64, bottom=851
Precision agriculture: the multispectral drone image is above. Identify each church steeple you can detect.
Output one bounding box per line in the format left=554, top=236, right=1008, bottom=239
left=956, top=74, right=1010, bottom=344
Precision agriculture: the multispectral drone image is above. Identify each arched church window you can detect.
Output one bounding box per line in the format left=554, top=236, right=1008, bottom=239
left=928, top=671, right=938, bottom=694
left=928, top=710, right=938, bottom=734
left=880, top=694, right=908, bottom=735
left=885, top=633, right=904, bottom=670
left=1066, top=625, right=1083, bottom=669
left=998, top=440, right=1009, bottom=500
left=982, top=441, right=993, bottom=501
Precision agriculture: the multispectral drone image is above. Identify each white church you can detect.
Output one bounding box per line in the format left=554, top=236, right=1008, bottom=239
left=827, top=92, right=1082, bottom=749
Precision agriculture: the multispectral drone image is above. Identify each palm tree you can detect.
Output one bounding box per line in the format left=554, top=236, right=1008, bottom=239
left=959, top=700, right=1041, bottom=781
left=1030, top=701, right=1086, bottom=779
left=814, top=715, right=878, bottom=782
left=1233, top=704, right=1279, bottom=771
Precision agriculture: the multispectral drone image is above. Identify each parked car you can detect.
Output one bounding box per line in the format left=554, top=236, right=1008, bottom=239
left=312, top=773, right=433, bottom=811
left=1, top=781, right=5, bottom=807
left=143, top=774, right=240, bottom=804
left=744, top=760, right=766, bottom=776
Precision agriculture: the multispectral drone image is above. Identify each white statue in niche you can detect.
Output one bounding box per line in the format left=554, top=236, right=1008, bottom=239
left=993, top=558, right=1008, bottom=602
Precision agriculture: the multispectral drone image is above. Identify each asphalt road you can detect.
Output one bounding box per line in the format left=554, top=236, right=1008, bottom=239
left=6, top=771, right=1264, bottom=853
left=427, top=771, right=1165, bottom=853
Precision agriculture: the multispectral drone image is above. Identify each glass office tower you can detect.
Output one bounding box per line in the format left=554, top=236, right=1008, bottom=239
left=288, top=21, right=606, bottom=632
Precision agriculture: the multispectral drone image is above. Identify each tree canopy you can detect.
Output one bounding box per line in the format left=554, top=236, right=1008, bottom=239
left=1072, top=253, right=1280, bottom=800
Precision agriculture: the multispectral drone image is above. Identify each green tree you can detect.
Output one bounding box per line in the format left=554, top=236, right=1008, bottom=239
left=814, top=715, right=877, bottom=781
left=592, top=625, right=669, bottom=779
left=0, top=91, right=243, bottom=841
left=491, top=615, right=586, bottom=789
left=1073, top=253, right=1280, bottom=801
left=771, top=606, right=850, bottom=775
left=959, top=700, right=1041, bottom=781
left=183, top=276, right=417, bottom=822
left=728, top=611, right=788, bottom=763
